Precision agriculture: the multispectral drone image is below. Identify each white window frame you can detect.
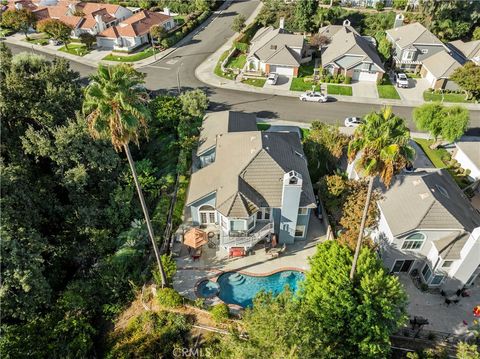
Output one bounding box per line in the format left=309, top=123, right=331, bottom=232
left=402, top=50, right=415, bottom=61
left=442, top=260, right=453, bottom=268
left=230, top=219, right=247, bottom=231
left=421, top=263, right=432, bottom=282
left=401, top=232, right=426, bottom=250
left=295, top=225, right=306, bottom=238
left=430, top=274, right=445, bottom=286
left=199, top=205, right=216, bottom=225
left=391, top=259, right=415, bottom=274
left=298, top=208, right=308, bottom=216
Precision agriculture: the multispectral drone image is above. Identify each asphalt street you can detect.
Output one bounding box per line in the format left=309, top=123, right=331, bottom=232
left=5, top=0, right=480, bottom=133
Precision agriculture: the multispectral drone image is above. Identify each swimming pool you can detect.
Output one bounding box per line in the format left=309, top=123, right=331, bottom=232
left=206, top=270, right=304, bottom=308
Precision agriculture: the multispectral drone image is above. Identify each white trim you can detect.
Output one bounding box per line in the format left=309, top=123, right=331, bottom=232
left=294, top=224, right=306, bottom=238
left=401, top=232, right=426, bottom=251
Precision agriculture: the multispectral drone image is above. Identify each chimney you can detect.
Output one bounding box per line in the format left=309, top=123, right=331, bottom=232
left=279, top=17, right=285, bottom=30
left=95, top=14, right=105, bottom=32
left=279, top=171, right=303, bottom=245
left=343, top=19, right=351, bottom=27
left=163, top=7, right=170, bottom=16
left=394, top=14, right=404, bottom=28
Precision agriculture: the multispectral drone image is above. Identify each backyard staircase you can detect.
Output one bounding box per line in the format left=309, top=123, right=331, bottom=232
left=220, top=222, right=274, bottom=251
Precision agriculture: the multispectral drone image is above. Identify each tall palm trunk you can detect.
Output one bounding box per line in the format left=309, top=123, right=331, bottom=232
left=124, top=144, right=167, bottom=287
left=349, top=176, right=374, bottom=280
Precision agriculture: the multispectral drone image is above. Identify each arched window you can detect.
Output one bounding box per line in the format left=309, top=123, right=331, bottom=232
left=401, top=232, right=426, bottom=250
left=199, top=205, right=216, bottom=225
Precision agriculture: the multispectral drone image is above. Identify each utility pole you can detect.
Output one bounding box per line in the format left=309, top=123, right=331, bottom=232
left=177, top=62, right=183, bottom=95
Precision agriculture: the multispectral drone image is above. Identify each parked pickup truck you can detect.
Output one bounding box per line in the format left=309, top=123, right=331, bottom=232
left=396, top=73, right=409, bottom=88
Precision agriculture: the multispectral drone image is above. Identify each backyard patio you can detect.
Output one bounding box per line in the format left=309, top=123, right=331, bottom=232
left=398, top=273, right=480, bottom=335
left=172, top=214, right=326, bottom=300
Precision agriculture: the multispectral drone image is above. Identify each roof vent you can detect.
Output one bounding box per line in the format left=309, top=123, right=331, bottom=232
left=250, top=136, right=256, bottom=141
left=412, top=179, right=421, bottom=186
left=265, top=146, right=270, bottom=151
left=270, top=45, right=277, bottom=50
left=343, top=19, right=351, bottom=27
left=419, top=193, right=429, bottom=200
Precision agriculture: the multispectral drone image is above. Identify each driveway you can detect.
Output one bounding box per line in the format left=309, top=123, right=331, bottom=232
left=351, top=81, right=378, bottom=98
left=263, top=75, right=292, bottom=91
left=396, top=77, right=430, bottom=102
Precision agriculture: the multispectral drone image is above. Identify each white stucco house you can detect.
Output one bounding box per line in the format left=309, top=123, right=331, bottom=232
left=454, top=139, right=480, bottom=181
left=374, top=169, right=480, bottom=293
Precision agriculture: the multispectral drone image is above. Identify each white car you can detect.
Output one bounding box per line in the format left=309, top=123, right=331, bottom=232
left=299, top=91, right=328, bottom=103
left=266, top=73, right=279, bottom=85
left=344, top=117, right=363, bottom=127
left=396, top=73, right=409, bottom=88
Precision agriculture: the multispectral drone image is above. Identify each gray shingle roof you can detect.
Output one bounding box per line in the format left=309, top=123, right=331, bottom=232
left=249, top=26, right=304, bottom=66
left=433, top=232, right=470, bottom=260
left=422, top=50, right=463, bottom=79
left=197, top=111, right=257, bottom=155
left=386, top=22, right=444, bottom=49
left=448, top=40, right=480, bottom=61
left=456, top=139, right=480, bottom=167
left=378, top=169, right=480, bottom=236
left=187, top=112, right=316, bottom=217
left=321, top=26, right=385, bottom=72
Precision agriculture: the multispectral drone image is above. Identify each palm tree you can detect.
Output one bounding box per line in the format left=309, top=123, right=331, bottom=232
left=347, top=106, right=414, bottom=280
left=83, top=64, right=167, bottom=287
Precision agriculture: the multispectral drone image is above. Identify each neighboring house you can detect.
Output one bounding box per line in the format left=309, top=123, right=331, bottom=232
left=420, top=50, right=463, bottom=90
left=386, top=14, right=448, bottom=72
left=6, top=0, right=173, bottom=51
left=339, top=0, right=420, bottom=7
left=454, top=139, right=480, bottom=180
left=96, top=10, right=174, bottom=51
left=246, top=19, right=308, bottom=77
left=318, top=19, right=385, bottom=82
left=448, top=39, right=480, bottom=66
left=185, top=111, right=316, bottom=252
left=374, top=169, right=480, bottom=292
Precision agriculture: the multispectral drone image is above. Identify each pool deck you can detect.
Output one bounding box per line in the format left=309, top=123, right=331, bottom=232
left=173, top=215, right=327, bottom=301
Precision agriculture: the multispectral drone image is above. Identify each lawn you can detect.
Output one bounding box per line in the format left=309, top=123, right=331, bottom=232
left=103, top=47, right=155, bottom=62
left=241, top=78, right=266, bottom=87
left=26, top=38, right=49, bottom=46
left=214, top=50, right=236, bottom=80
left=58, top=43, right=89, bottom=56
left=290, top=78, right=320, bottom=92
left=377, top=79, right=400, bottom=99
left=225, top=53, right=246, bottom=69
left=414, top=138, right=471, bottom=189
left=423, top=91, right=472, bottom=103
left=327, top=84, right=352, bottom=96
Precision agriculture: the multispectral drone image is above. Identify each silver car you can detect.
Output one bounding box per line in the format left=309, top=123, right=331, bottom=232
left=299, top=91, right=328, bottom=103
left=266, top=73, right=279, bottom=85
left=344, top=117, right=363, bottom=127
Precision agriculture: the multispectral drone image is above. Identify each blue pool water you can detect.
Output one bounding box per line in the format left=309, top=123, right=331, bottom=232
left=215, top=270, right=304, bottom=308
left=197, top=280, right=220, bottom=298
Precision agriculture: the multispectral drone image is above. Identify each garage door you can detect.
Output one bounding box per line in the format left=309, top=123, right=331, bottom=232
left=97, top=38, right=115, bottom=49
left=352, top=70, right=378, bottom=82
left=270, top=65, right=294, bottom=76
left=425, top=70, right=436, bottom=88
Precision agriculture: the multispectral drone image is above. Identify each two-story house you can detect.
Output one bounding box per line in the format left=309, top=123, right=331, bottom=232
left=246, top=18, right=308, bottom=77
left=374, top=169, right=480, bottom=293
left=386, top=14, right=448, bottom=72
left=185, top=111, right=316, bottom=252
left=318, top=19, right=385, bottom=82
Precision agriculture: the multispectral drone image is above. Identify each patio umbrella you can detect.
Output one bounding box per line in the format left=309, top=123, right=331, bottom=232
left=183, top=228, right=208, bottom=249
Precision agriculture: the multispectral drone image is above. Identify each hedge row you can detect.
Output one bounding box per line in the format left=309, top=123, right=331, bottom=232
left=161, top=10, right=211, bottom=48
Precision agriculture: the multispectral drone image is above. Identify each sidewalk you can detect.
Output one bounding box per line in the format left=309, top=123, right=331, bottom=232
left=195, top=16, right=480, bottom=111
left=3, top=0, right=235, bottom=69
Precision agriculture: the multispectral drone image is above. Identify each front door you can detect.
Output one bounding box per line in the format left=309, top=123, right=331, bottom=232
left=392, top=259, right=414, bottom=273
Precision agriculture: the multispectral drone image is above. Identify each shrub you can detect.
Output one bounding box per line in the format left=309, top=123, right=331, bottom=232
left=153, top=255, right=177, bottom=286
left=210, top=303, right=229, bottom=322
left=344, top=76, right=351, bottom=84
left=234, top=41, right=248, bottom=52
left=375, top=1, right=385, bottom=11
left=193, top=298, right=205, bottom=309
left=157, top=287, right=183, bottom=308
left=420, top=283, right=429, bottom=292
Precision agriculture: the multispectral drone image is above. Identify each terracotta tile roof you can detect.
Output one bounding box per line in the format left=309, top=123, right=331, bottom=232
left=97, top=25, right=119, bottom=38
left=76, top=2, right=121, bottom=16
left=33, top=4, right=82, bottom=28
left=98, top=10, right=171, bottom=39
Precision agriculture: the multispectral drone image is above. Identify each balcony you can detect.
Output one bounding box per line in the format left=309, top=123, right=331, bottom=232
left=220, top=222, right=274, bottom=251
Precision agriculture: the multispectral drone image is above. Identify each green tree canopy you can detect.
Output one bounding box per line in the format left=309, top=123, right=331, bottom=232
left=150, top=24, right=167, bottom=44
left=231, top=14, right=246, bottom=33
left=1, top=9, right=35, bottom=39
left=294, top=0, right=318, bottom=32
left=413, top=103, right=469, bottom=143
left=303, top=241, right=408, bottom=358
left=37, top=18, right=72, bottom=47
left=451, top=62, right=480, bottom=100
left=78, top=32, right=96, bottom=49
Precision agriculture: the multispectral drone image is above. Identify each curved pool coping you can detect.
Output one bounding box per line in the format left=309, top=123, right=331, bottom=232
left=194, top=267, right=305, bottom=311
